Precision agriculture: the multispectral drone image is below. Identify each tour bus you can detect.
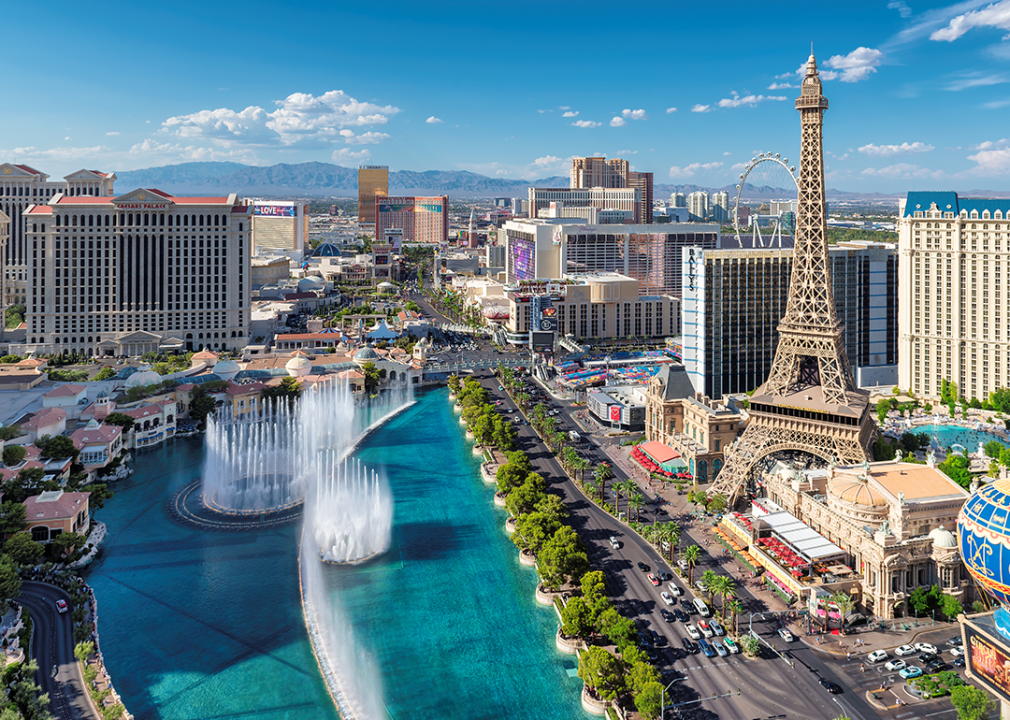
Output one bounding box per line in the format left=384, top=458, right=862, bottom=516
left=693, top=598, right=711, bottom=617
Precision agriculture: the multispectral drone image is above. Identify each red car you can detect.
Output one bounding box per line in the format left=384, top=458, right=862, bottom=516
left=647, top=573, right=660, bottom=586
left=55, top=599, right=68, bottom=614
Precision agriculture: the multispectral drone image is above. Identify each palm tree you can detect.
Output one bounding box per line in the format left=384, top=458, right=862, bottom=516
left=662, top=522, right=681, bottom=563
left=830, top=592, right=857, bottom=636
left=701, top=570, right=719, bottom=606
left=628, top=492, right=646, bottom=522
left=575, top=456, right=590, bottom=486
left=613, top=479, right=633, bottom=519
left=709, top=576, right=735, bottom=620
left=584, top=477, right=599, bottom=500
left=725, top=598, right=744, bottom=637
left=593, top=463, right=614, bottom=503
left=683, top=545, right=701, bottom=585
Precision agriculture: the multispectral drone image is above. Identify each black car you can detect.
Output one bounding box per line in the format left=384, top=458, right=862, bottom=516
left=660, top=609, right=675, bottom=623
left=682, top=637, right=698, bottom=654
left=674, top=609, right=691, bottom=623
left=918, top=652, right=938, bottom=664
left=947, top=636, right=964, bottom=647
left=652, top=630, right=666, bottom=647
left=680, top=599, right=694, bottom=613
left=638, top=561, right=650, bottom=572
left=658, top=572, right=673, bottom=581
left=953, top=657, right=966, bottom=668
left=927, top=660, right=949, bottom=673
left=818, top=678, right=842, bottom=694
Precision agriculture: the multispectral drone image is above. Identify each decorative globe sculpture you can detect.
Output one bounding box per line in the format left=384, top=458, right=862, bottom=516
left=959, top=477, right=1010, bottom=607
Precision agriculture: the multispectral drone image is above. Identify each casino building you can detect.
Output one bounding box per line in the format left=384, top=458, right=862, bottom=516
left=23, top=188, right=252, bottom=355
left=374, top=195, right=448, bottom=248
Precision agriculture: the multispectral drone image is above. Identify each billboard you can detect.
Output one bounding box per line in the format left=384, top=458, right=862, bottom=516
left=530, top=331, right=554, bottom=352
left=610, top=405, right=622, bottom=423
left=254, top=204, right=296, bottom=218
left=965, top=620, right=1010, bottom=702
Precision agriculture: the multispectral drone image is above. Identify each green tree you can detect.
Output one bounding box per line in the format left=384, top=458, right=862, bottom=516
left=725, top=597, right=744, bottom=637
left=85, top=483, right=114, bottom=512
left=597, top=607, right=637, bottom=651
left=39, top=434, right=77, bottom=461
left=706, top=492, right=727, bottom=515
left=360, top=362, right=387, bottom=394
left=3, top=532, right=44, bottom=567
left=739, top=634, right=760, bottom=657
left=538, top=526, right=590, bottom=590
left=909, top=586, right=931, bottom=616
left=50, top=531, right=86, bottom=556
left=4, top=468, right=58, bottom=504
left=683, top=545, right=701, bottom=584
left=0, top=502, right=27, bottom=537
left=0, top=556, right=22, bottom=606
left=0, top=425, right=22, bottom=441
left=938, top=453, right=973, bottom=490
left=262, top=377, right=303, bottom=406
left=93, top=366, right=117, bottom=381
left=830, top=592, right=856, bottom=634
left=577, top=646, right=624, bottom=701
left=634, top=680, right=667, bottom=720
left=709, top=575, right=735, bottom=620
left=2, top=445, right=25, bottom=468
left=496, top=452, right=533, bottom=495
left=949, top=684, right=995, bottom=720
left=492, top=416, right=517, bottom=451
left=701, top=569, right=719, bottom=605
left=592, top=462, right=614, bottom=502
left=504, top=473, right=547, bottom=518
left=560, top=596, right=594, bottom=638
left=511, top=509, right=561, bottom=555
left=942, top=594, right=964, bottom=620
left=103, top=412, right=136, bottom=430
left=471, top=413, right=496, bottom=446
left=984, top=440, right=1005, bottom=459
left=876, top=398, right=891, bottom=424
left=628, top=492, right=646, bottom=522
left=188, top=385, right=218, bottom=425
left=74, top=641, right=95, bottom=663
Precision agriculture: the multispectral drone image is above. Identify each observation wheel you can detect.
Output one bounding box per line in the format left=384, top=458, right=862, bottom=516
left=732, top=153, right=799, bottom=248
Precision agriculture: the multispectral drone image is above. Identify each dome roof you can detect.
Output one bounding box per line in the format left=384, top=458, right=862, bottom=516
left=213, top=359, right=241, bottom=380
left=285, top=352, right=312, bottom=378
left=828, top=477, right=887, bottom=507
left=125, top=369, right=161, bottom=388
left=97, top=389, right=109, bottom=399
left=354, top=346, right=379, bottom=361
left=298, top=276, right=325, bottom=292
left=377, top=281, right=395, bottom=288
left=929, top=525, right=957, bottom=548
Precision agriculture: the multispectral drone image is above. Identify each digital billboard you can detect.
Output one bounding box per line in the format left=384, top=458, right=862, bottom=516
left=610, top=405, right=622, bottom=423
left=254, top=204, right=296, bottom=218
left=965, top=620, right=1010, bottom=702
left=530, top=331, right=554, bottom=352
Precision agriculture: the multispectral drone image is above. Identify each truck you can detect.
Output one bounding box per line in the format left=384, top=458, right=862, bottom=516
left=568, top=431, right=581, bottom=443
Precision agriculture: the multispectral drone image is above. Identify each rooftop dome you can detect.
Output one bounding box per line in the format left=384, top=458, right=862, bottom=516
left=125, top=367, right=161, bottom=389
left=930, top=525, right=958, bottom=548
left=213, top=359, right=241, bottom=381
left=298, top=276, right=325, bottom=293
left=285, top=352, right=312, bottom=378
left=828, top=476, right=887, bottom=508
left=96, top=389, right=109, bottom=399
left=354, top=346, right=379, bottom=362
left=313, top=242, right=341, bottom=257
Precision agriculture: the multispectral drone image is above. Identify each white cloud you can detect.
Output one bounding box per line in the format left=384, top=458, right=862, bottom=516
left=162, top=90, right=400, bottom=147
left=610, top=117, right=628, bottom=127
left=668, top=161, right=723, bottom=178
left=767, top=82, right=797, bottom=90
left=342, top=131, right=390, bottom=145
left=571, top=120, right=602, bottom=128
left=494, top=168, right=511, bottom=175
left=932, top=0, right=1010, bottom=40
left=562, top=111, right=579, bottom=117
left=426, top=116, right=443, bottom=124
left=537, top=109, right=546, bottom=114
left=691, top=104, right=711, bottom=113
left=860, top=163, right=943, bottom=178
left=984, top=98, right=1010, bottom=108
left=6, top=145, right=112, bottom=162
left=616, top=150, right=639, bottom=155
left=622, top=108, right=649, bottom=120
left=331, top=147, right=372, bottom=163
left=666, top=107, right=677, bottom=113
left=533, top=154, right=564, bottom=167
left=964, top=138, right=1010, bottom=175
left=945, top=71, right=1008, bottom=90
left=717, top=92, right=787, bottom=108
left=64, top=136, right=71, bottom=141
left=888, top=0, right=913, bottom=18
left=723, top=151, right=732, bottom=156
left=858, top=141, right=935, bottom=156
left=128, top=139, right=260, bottom=164
left=558, top=106, right=570, bottom=110
left=824, top=47, right=884, bottom=82
left=105, top=131, right=120, bottom=136
left=730, top=162, right=748, bottom=173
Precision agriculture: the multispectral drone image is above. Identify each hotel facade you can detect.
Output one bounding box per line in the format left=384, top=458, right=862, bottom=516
left=0, top=164, right=116, bottom=305
left=374, top=195, right=449, bottom=249
left=898, top=191, right=1010, bottom=402
left=23, top=188, right=252, bottom=356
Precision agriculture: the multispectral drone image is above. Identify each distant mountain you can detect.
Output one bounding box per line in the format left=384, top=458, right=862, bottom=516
left=116, top=161, right=567, bottom=198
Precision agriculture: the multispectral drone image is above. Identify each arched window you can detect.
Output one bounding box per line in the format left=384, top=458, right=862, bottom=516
left=89, top=215, right=94, bottom=227
left=30, top=526, right=49, bottom=543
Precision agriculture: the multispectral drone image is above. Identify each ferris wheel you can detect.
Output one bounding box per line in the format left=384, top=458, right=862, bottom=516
left=732, top=152, right=799, bottom=248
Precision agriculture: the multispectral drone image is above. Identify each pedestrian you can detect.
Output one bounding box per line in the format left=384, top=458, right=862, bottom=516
left=860, top=664, right=865, bottom=672
left=847, top=652, right=851, bottom=661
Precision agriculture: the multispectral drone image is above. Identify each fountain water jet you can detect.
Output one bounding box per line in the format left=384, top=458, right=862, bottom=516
left=312, top=452, right=392, bottom=564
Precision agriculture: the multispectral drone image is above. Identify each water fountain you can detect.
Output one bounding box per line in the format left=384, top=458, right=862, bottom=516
left=311, top=451, right=393, bottom=564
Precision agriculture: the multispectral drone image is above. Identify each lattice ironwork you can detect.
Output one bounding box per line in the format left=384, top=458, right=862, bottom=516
left=710, top=54, right=875, bottom=505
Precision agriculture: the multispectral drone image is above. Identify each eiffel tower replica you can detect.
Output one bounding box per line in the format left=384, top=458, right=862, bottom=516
left=711, top=53, right=876, bottom=505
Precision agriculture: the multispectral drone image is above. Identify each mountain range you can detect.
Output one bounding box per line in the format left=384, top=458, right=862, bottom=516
left=113, top=160, right=932, bottom=202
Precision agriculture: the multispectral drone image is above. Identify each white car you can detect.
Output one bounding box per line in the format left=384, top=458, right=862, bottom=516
left=884, top=659, right=906, bottom=671
left=609, top=536, right=620, bottom=549
left=686, top=624, right=701, bottom=640
left=867, top=649, right=888, bottom=664
left=950, top=646, right=965, bottom=657
left=777, top=628, right=795, bottom=642
left=661, top=591, right=674, bottom=606
left=894, top=644, right=916, bottom=656
left=667, top=582, right=683, bottom=597
left=914, top=642, right=938, bottom=655
left=699, top=621, right=714, bottom=638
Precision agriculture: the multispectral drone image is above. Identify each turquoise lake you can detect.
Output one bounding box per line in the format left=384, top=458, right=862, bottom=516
left=85, top=387, right=586, bottom=719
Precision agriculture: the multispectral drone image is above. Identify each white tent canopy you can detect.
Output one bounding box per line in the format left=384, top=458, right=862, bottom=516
left=759, top=510, right=847, bottom=561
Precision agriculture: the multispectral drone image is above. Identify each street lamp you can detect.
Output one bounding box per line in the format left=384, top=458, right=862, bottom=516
left=660, top=676, right=681, bottom=719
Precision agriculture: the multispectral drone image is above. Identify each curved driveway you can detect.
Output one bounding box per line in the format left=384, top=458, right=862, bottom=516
left=18, top=581, right=98, bottom=720
left=480, top=375, right=877, bottom=720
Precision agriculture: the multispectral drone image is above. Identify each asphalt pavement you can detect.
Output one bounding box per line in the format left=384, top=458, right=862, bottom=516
left=18, top=581, right=98, bottom=720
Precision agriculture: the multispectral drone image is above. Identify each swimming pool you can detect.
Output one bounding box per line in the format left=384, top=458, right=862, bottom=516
left=917, top=424, right=1009, bottom=453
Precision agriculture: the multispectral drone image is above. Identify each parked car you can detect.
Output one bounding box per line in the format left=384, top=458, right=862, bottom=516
left=884, top=659, right=906, bottom=671
left=953, top=657, right=966, bottom=668
left=777, top=628, right=795, bottom=642
left=950, top=646, right=965, bottom=657
left=914, top=642, right=938, bottom=655
left=899, top=666, right=924, bottom=679
left=927, top=660, right=949, bottom=673
left=680, top=599, right=695, bottom=614
left=674, top=609, right=690, bottom=623
left=867, top=650, right=888, bottom=664
left=918, top=652, right=938, bottom=664
left=686, top=624, right=701, bottom=640
left=723, top=637, right=740, bottom=654
left=894, top=644, right=916, bottom=656
left=667, top=582, right=684, bottom=597
left=947, top=636, right=964, bottom=647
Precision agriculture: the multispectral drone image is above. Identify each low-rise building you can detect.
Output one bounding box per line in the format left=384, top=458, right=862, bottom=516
left=225, top=381, right=267, bottom=417
left=251, top=257, right=291, bottom=289
left=120, top=399, right=177, bottom=449
left=24, top=490, right=90, bottom=543
left=71, top=421, right=124, bottom=474
left=42, top=384, right=88, bottom=420
left=587, top=385, right=647, bottom=430
left=20, top=408, right=67, bottom=443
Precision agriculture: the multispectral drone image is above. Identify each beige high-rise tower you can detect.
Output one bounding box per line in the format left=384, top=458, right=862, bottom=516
left=357, top=165, right=389, bottom=232
left=710, top=53, right=875, bottom=505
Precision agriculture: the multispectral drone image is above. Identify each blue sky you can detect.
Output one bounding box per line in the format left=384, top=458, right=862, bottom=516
left=6, top=0, right=1010, bottom=192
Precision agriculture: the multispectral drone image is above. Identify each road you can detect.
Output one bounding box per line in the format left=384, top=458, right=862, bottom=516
left=478, top=374, right=883, bottom=720
left=18, top=581, right=98, bottom=720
